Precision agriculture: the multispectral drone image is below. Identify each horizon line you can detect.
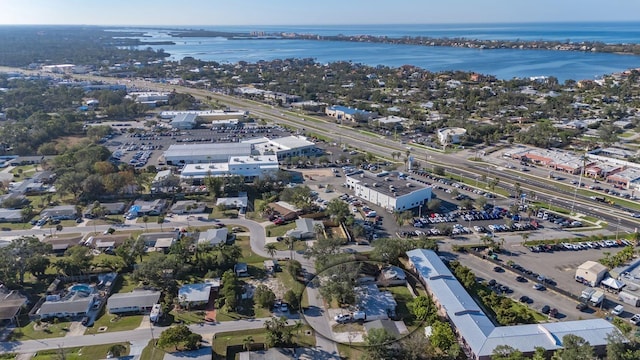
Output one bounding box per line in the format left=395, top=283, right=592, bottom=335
left=1, top=20, right=640, bottom=28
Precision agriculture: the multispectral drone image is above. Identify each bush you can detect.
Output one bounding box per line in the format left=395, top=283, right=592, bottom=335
left=254, top=285, right=276, bottom=309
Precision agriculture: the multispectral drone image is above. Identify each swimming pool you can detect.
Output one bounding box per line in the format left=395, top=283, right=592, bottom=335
left=69, top=284, right=93, bottom=293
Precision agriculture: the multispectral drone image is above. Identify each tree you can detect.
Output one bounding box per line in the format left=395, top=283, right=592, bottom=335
left=142, top=215, right=149, bottom=232
left=284, top=289, right=300, bottom=312
left=184, top=333, right=202, bottom=350
left=551, top=334, right=593, bottom=360
left=243, top=336, right=255, bottom=352
left=6, top=236, right=52, bottom=284
left=426, top=199, right=442, bottom=213
left=492, top=345, right=525, bottom=360
left=254, top=284, right=276, bottom=309
left=55, top=245, right=93, bottom=276
left=107, top=344, right=127, bottom=358
left=264, top=243, right=278, bottom=259
left=327, top=198, right=350, bottom=224
left=364, top=328, right=396, bottom=360
left=429, top=320, right=456, bottom=352
left=287, top=259, right=302, bottom=278
left=157, top=215, right=165, bottom=231
left=264, top=316, right=292, bottom=347
left=157, top=324, right=192, bottom=350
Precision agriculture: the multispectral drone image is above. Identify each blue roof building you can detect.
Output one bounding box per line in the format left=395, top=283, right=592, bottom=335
left=325, top=105, right=376, bottom=122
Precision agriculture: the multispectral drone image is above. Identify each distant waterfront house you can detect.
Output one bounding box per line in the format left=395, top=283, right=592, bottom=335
left=107, top=290, right=161, bottom=315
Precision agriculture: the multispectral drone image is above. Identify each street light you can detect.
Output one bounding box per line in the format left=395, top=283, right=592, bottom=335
left=419, top=204, right=423, bottom=219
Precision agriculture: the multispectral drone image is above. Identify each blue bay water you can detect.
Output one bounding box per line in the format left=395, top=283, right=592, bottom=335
left=122, top=22, right=640, bottom=81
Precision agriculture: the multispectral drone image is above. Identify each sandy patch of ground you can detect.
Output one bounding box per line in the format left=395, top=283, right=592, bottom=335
left=245, top=276, right=287, bottom=299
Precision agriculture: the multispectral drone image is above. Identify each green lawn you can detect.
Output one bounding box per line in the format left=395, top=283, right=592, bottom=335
left=212, top=325, right=315, bottom=358
left=7, top=319, right=73, bottom=341
left=337, top=343, right=366, bottom=359
left=0, top=222, right=32, bottom=230
left=170, top=309, right=206, bottom=324
left=140, top=340, right=166, bottom=360
left=110, top=274, right=139, bottom=294
left=275, top=264, right=309, bottom=309
left=32, top=343, right=129, bottom=360
left=236, top=236, right=267, bottom=264
left=84, top=313, right=143, bottom=335
left=386, top=285, right=417, bottom=326
left=271, top=239, right=307, bottom=252
left=265, top=222, right=297, bottom=237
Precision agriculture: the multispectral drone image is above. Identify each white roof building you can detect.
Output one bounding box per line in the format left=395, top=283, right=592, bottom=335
left=170, top=113, right=198, bottom=129
left=164, top=143, right=253, bottom=164
left=198, top=228, right=229, bottom=246
left=406, top=249, right=620, bottom=360
left=179, top=155, right=279, bottom=181
left=437, top=127, right=467, bottom=144
left=345, top=171, right=432, bottom=213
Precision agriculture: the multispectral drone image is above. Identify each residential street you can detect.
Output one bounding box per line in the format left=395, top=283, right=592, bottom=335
left=0, top=215, right=340, bottom=358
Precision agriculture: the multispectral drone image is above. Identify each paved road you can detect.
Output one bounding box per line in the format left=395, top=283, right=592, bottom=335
left=0, top=317, right=286, bottom=354
left=0, top=215, right=339, bottom=357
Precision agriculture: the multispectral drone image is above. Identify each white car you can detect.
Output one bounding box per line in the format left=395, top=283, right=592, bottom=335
left=630, top=314, right=640, bottom=325
left=334, top=314, right=351, bottom=323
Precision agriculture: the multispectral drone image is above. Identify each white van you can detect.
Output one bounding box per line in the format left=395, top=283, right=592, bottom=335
left=612, top=305, right=624, bottom=316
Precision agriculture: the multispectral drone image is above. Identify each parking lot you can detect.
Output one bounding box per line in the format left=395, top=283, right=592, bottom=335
left=101, top=122, right=294, bottom=167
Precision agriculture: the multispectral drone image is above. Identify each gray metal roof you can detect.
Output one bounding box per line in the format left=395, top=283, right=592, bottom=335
left=164, top=143, right=252, bottom=159
left=407, top=249, right=620, bottom=358
left=107, top=290, right=161, bottom=310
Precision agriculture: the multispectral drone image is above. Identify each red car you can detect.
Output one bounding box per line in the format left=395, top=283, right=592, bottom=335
left=273, top=217, right=285, bottom=225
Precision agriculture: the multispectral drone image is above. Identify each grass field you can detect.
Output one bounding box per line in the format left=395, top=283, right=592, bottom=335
left=84, top=313, right=143, bottom=335
left=265, top=222, right=297, bottom=237
left=212, top=325, right=315, bottom=358
left=7, top=319, right=73, bottom=341
left=139, top=340, right=166, bottom=360
left=32, top=343, right=130, bottom=360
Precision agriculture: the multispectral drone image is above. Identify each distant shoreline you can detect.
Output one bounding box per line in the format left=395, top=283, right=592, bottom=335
left=164, top=29, right=640, bottom=56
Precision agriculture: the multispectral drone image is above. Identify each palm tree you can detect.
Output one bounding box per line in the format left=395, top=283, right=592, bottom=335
left=157, top=215, right=165, bottom=231
left=242, top=336, right=255, bottom=352
left=264, top=243, right=277, bottom=259
left=313, top=223, right=324, bottom=239
left=283, top=236, right=295, bottom=260
left=142, top=215, right=149, bottom=232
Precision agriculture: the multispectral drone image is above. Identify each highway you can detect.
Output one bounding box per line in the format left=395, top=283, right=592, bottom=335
left=3, top=66, right=637, bottom=231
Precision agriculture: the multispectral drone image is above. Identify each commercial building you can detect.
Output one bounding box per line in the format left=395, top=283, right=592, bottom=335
left=251, top=135, right=317, bottom=160
left=373, top=116, right=408, bottom=127
left=170, top=113, right=198, bottom=130
left=159, top=110, right=248, bottom=120
left=126, top=92, right=170, bottom=106
left=325, top=105, right=376, bottom=122
left=437, top=127, right=467, bottom=144
left=163, top=143, right=253, bottom=165
left=407, top=249, right=619, bottom=360
left=506, top=148, right=592, bottom=175
left=575, top=261, right=609, bottom=287
left=345, top=171, right=432, bottom=212
left=179, top=155, right=279, bottom=182
left=606, top=167, right=640, bottom=189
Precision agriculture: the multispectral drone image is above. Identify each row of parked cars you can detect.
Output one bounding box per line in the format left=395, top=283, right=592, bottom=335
left=537, top=211, right=582, bottom=228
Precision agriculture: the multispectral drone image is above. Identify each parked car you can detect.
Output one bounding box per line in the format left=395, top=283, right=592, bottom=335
left=549, top=308, right=559, bottom=318
left=612, top=305, right=624, bottom=316
left=630, top=314, right=640, bottom=325
left=576, top=302, right=588, bottom=311
left=493, top=266, right=504, bottom=273
left=533, top=283, right=545, bottom=291
left=334, top=314, right=351, bottom=323
left=516, top=276, right=527, bottom=283
left=541, top=305, right=550, bottom=314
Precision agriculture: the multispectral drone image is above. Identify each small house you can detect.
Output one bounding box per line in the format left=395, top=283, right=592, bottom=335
left=107, top=289, right=161, bottom=315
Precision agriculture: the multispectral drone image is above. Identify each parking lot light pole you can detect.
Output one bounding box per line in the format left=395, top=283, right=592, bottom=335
left=419, top=204, right=423, bottom=219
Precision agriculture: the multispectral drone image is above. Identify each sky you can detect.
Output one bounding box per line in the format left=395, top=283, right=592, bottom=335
left=1, top=0, right=640, bottom=26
